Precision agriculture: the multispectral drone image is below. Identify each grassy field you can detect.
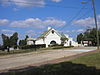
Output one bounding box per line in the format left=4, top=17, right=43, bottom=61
left=1, top=51, right=100, bottom=75
left=69, top=52, right=100, bottom=69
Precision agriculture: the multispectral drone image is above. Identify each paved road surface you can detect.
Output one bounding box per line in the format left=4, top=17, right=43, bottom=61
left=0, top=47, right=96, bottom=71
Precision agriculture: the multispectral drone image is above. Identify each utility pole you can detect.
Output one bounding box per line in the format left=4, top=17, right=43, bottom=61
left=92, top=0, right=99, bottom=50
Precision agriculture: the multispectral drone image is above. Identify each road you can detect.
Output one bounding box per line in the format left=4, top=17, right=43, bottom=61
left=0, top=47, right=96, bottom=71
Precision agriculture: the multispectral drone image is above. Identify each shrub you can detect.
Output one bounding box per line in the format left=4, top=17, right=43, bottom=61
left=48, top=44, right=64, bottom=47
left=19, top=44, right=46, bottom=49
left=0, top=45, right=5, bottom=51
left=64, top=46, right=74, bottom=48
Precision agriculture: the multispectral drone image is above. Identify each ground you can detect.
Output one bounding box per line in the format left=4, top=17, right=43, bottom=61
left=0, top=47, right=96, bottom=72
left=70, top=51, right=100, bottom=69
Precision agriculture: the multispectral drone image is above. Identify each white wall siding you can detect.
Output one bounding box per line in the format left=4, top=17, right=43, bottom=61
left=45, top=30, right=61, bottom=45
left=27, top=41, right=34, bottom=45
left=36, top=29, right=61, bottom=48
left=36, top=39, right=44, bottom=44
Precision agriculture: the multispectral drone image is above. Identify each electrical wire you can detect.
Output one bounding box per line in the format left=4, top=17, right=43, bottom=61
left=58, top=6, right=85, bottom=31
left=59, top=3, right=92, bottom=31
left=0, top=0, right=89, bottom=9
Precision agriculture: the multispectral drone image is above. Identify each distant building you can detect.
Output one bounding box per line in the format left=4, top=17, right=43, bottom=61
left=27, top=27, right=78, bottom=48
left=81, top=41, right=92, bottom=46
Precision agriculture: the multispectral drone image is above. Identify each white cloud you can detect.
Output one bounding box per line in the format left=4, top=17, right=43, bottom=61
left=26, top=30, right=35, bottom=33
left=10, top=18, right=44, bottom=28
left=51, top=0, right=62, bottom=2
left=71, top=29, right=85, bottom=32
left=9, top=18, right=66, bottom=28
left=0, top=29, right=15, bottom=33
left=0, top=19, right=9, bottom=25
left=4, top=34, right=13, bottom=37
left=60, top=29, right=85, bottom=33
left=26, top=30, right=36, bottom=37
left=0, top=0, right=62, bottom=8
left=26, top=30, right=43, bottom=38
left=0, top=18, right=66, bottom=30
left=0, top=0, right=45, bottom=7
left=44, top=18, right=66, bottom=27
left=10, top=20, right=29, bottom=28
left=73, top=15, right=100, bottom=28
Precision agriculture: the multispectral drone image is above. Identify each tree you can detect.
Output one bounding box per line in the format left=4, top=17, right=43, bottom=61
left=19, top=40, right=26, bottom=46
left=10, top=32, right=18, bottom=49
left=25, top=35, right=29, bottom=41
left=77, top=28, right=100, bottom=46
left=19, top=35, right=29, bottom=47
left=77, top=33, right=84, bottom=44
left=89, top=28, right=97, bottom=46
left=1, top=34, right=10, bottom=52
left=1, top=32, right=18, bottom=52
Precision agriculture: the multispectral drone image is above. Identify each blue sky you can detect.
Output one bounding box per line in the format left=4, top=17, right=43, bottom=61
left=0, top=0, right=100, bottom=44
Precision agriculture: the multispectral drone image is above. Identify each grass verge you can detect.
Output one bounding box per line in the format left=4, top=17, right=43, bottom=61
left=69, top=51, right=100, bottom=69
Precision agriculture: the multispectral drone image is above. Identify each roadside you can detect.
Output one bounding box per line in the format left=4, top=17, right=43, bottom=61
left=0, top=46, right=96, bottom=57
left=1, top=45, right=89, bottom=56
left=0, top=47, right=96, bottom=72
left=0, top=46, right=96, bottom=59
left=1, top=50, right=99, bottom=75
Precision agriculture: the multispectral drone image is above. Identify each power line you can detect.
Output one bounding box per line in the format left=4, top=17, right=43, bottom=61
left=1, top=1, right=92, bottom=31
left=1, top=1, right=89, bottom=9
left=76, top=8, right=92, bottom=20
left=59, top=5, right=92, bottom=31
left=59, top=7, right=85, bottom=31
left=75, top=9, right=93, bottom=29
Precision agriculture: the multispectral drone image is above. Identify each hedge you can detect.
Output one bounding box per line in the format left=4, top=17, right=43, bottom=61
left=19, top=44, right=46, bottom=49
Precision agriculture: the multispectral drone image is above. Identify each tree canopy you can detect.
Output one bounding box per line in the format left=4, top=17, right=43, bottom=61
left=19, top=35, right=29, bottom=46
left=77, top=28, right=100, bottom=46
left=1, top=32, right=18, bottom=51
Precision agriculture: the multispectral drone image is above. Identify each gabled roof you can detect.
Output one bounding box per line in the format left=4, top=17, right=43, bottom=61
left=37, top=28, right=68, bottom=40
left=39, top=28, right=52, bottom=38
left=61, top=33, right=67, bottom=39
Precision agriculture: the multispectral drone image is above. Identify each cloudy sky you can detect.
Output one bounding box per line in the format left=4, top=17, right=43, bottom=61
left=0, top=0, right=100, bottom=44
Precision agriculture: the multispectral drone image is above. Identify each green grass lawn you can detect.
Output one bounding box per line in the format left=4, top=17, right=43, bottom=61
left=69, top=52, right=100, bottom=69
left=1, top=52, right=100, bottom=75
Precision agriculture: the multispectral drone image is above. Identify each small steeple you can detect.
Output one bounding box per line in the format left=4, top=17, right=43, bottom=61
left=48, top=27, right=52, bottom=30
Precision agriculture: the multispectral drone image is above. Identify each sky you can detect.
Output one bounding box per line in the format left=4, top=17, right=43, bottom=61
left=0, top=0, right=100, bottom=45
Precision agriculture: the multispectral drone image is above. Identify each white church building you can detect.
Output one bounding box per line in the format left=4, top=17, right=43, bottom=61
left=27, top=27, right=78, bottom=48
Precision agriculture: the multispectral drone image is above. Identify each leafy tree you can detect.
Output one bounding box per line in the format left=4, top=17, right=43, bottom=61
left=1, top=32, right=18, bottom=52
left=83, top=29, right=90, bottom=41
left=77, top=28, right=100, bottom=46
left=19, top=40, right=26, bottom=46
left=25, top=35, right=29, bottom=41
left=19, top=35, right=29, bottom=47
left=1, top=34, right=10, bottom=52
left=89, top=28, right=97, bottom=46
left=77, top=33, right=84, bottom=44
left=10, top=32, right=18, bottom=49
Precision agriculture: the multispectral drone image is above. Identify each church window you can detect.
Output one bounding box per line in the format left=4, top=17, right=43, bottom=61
left=52, top=30, right=54, bottom=34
